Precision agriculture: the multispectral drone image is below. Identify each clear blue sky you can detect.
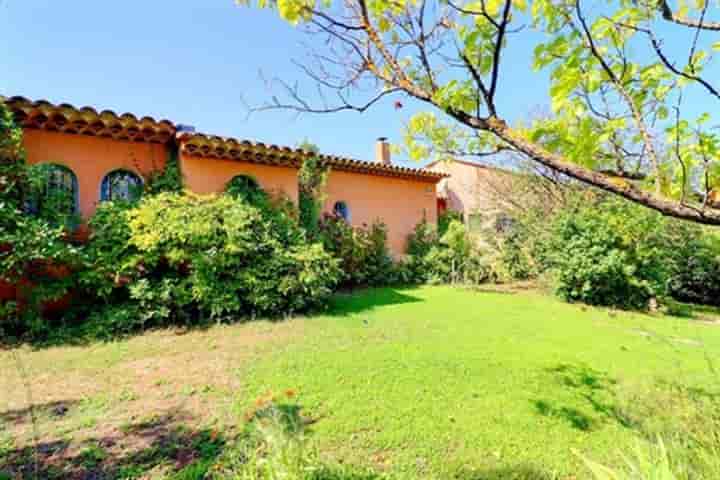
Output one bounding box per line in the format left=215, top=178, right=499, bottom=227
left=0, top=1, right=714, bottom=166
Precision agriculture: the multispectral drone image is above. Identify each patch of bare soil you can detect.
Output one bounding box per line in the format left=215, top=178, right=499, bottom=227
left=0, top=319, right=304, bottom=479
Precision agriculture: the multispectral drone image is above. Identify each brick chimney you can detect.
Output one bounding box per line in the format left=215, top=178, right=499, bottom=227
left=375, top=137, right=391, bottom=165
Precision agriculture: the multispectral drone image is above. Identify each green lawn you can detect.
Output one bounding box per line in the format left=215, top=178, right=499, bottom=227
left=2, top=286, right=720, bottom=479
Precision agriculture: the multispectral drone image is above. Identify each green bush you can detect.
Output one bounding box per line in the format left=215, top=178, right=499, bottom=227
left=666, top=226, right=720, bottom=307
left=550, top=199, right=676, bottom=309
left=0, top=100, right=83, bottom=340
left=438, top=209, right=463, bottom=237
left=80, top=200, right=138, bottom=302
left=398, top=219, right=439, bottom=284
left=121, top=192, right=340, bottom=323
left=318, top=214, right=394, bottom=288
left=401, top=218, right=490, bottom=285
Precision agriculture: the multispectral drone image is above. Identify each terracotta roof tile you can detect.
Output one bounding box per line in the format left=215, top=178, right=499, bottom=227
left=179, top=132, right=448, bottom=182
left=2, top=95, right=175, bottom=144
left=3, top=95, right=447, bottom=182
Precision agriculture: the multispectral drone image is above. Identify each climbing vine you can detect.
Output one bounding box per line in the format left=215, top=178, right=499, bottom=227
left=297, top=142, right=329, bottom=238
left=144, top=147, right=183, bottom=194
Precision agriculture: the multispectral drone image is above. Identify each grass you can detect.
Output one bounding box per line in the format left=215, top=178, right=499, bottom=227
left=1, top=286, right=719, bottom=479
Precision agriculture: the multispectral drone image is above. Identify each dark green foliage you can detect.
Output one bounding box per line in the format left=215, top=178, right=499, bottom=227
left=225, top=174, right=269, bottom=206
left=666, top=225, right=720, bottom=307
left=0, top=101, right=82, bottom=340
left=318, top=215, right=394, bottom=288
left=438, top=210, right=463, bottom=237
left=550, top=199, right=682, bottom=309
left=144, top=149, right=183, bottom=194
left=80, top=201, right=137, bottom=302
left=483, top=188, right=720, bottom=310
left=401, top=218, right=489, bottom=285
left=297, top=144, right=328, bottom=239
left=497, top=222, right=540, bottom=281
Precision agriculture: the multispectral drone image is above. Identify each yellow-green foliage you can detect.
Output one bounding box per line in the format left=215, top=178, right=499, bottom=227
left=121, top=192, right=340, bottom=322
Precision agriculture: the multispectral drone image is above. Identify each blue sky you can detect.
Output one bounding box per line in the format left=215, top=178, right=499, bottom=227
left=1, top=1, right=715, bottom=167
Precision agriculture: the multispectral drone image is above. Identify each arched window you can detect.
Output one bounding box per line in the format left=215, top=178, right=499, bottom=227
left=100, top=169, right=143, bottom=202
left=333, top=201, right=350, bottom=222
left=29, top=163, right=78, bottom=218
left=226, top=175, right=267, bottom=205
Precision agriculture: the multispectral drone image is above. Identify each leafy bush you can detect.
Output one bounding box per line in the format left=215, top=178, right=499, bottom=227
left=143, top=149, right=183, bottom=194
left=0, top=101, right=83, bottom=339
left=121, top=192, right=340, bottom=323
left=666, top=227, right=720, bottom=307
left=318, top=214, right=394, bottom=288
left=80, top=200, right=137, bottom=303
left=401, top=218, right=490, bottom=285
left=399, top=219, right=439, bottom=284
left=438, top=209, right=463, bottom=237
left=549, top=200, right=673, bottom=309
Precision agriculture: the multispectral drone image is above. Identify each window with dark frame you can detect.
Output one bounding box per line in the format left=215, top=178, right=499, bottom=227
left=333, top=201, right=350, bottom=222
left=100, top=169, right=143, bottom=202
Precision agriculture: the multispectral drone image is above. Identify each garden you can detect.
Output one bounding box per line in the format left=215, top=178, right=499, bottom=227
left=2, top=287, right=720, bottom=479
left=3, top=96, right=720, bottom=480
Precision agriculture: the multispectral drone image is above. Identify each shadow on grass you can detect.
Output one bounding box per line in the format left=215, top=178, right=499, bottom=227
left=532, top=363, right=635, bottom=432
left=533, top=400, right=595, bottom=431
left=0, top=400, right=82, bottom=425
left=327, top=287, right=423, bottom=316
left=2, top=287, right=425, bottom=351
left=453, top=465, right=558, bottom=479
left=664, top=299, right=720, bottom=322
left=0, top=407, right=226, bottom=480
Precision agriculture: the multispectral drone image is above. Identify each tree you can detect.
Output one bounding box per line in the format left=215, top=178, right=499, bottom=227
left=237, top=0, right=720, bottom=225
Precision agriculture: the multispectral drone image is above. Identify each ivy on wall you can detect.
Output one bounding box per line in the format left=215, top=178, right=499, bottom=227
left=297, top=142, right=329, bottom=238
left=144, top=147, right=183, bottom=194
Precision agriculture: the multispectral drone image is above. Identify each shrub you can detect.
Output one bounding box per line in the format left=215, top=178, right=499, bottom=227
left=438, top=209, right=463, bottom=237
left=401, top=218, right=490, bottom=285
left=0, top=101, right=82, bottom=340
left=143, top=149, right=183, bottom=194
left=549, top=199, right=672, bottom=309
left=399, top=219, right=439, bottom=284
left=122, top=193, right=340, bottom=323
left=666, top=227, right=720, bottom=307
left=318, top=214, right=394, bottom=288
left=80, top=200, right=138, bottom=303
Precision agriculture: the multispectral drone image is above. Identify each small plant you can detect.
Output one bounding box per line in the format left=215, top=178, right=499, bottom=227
left=212, top=391, right=317, bottom=479
left=577, top=437, right=677, bottom=480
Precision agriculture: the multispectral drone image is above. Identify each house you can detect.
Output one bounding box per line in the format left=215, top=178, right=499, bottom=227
left=427, top=159, right=515, bottom=232
left=4, top=95, right=447, bottom=255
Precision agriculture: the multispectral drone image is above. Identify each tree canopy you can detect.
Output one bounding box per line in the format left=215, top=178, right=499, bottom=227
left=237, top=0, right=720, bottom=225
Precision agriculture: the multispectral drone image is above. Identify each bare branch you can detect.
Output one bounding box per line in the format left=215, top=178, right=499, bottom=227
left=657, top=0, right=720, bottom=31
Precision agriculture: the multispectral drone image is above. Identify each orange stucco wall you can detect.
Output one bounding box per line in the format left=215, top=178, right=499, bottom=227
left=430, top=160, right=512, bottom=216
left=323, top=170, right=438, bottom=255
left=21, top=129, right=437, bottom=256
left=23, top=129, right=167, bottom=218
left=180, top=153, right=299, bottom=204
